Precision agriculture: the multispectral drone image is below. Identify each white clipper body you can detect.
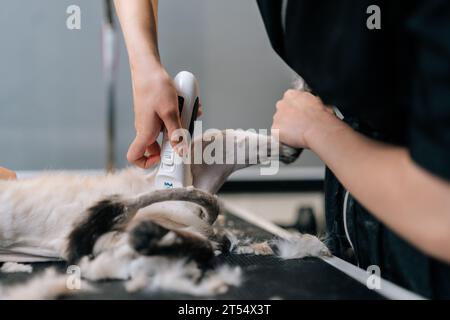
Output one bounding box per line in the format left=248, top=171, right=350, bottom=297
left=155, top=71, right=200, bottom=189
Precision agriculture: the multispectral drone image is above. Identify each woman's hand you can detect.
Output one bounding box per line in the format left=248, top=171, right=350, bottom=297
left=0, top=167, right=16, bottom=180
left=272, top=91, right=450, bottom=264
left=115, top=0, right=184, bottom=169
left=128, top=66, right=182, bottom=168
left=128, top=66, right=204, bottom=168
left=271, top=89, right=342, bottom=149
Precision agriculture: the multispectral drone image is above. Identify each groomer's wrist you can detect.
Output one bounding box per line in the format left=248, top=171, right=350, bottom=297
left=130, top=51, right=161, bottom=70
left=130, top=59, right=171, bottom=91
left=128, top=42, right=164, bottom=75
left=304, top=110, right=347, bottom=152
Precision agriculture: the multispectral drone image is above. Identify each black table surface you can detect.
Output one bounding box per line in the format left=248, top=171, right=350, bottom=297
left=0, top=212, right=383, bottom=300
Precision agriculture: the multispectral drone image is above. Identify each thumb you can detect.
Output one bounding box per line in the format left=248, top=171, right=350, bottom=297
left=161, top=109, right=183, bottom=148
left=127, top=133, right=160, bottom=169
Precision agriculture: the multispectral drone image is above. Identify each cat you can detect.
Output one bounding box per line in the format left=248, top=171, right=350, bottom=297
left=0, top=129, right=301, bottom=267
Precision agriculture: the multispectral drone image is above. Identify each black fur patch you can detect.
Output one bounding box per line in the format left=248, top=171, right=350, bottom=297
left=129, top=221, right=169, bottom=254
left=156, top=234, right=215, bottom=268
left=129, top=221, right=214, bottom=267
left=215, top=232, right=232, bottom=253
left=66, top=196, right=127, bottom=264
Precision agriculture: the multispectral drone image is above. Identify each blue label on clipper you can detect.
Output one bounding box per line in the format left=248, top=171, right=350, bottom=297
left=164, top=181, right=174, bottom=188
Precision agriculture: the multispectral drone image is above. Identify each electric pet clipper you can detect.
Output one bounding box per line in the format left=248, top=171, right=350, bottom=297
left=155, top=71, right=200, bottom=189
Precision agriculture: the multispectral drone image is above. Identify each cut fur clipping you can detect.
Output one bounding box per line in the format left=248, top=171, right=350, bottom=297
left=273, top=234, right=331, bottom=259
left=226, top=231, right=274, bottom=256
left=0, top=268, right=92, bottom=300
left=79, top=243, right=242, bottom=297
left=78, top=236, right=136, bottom=281
left=0, top=262, right=33, bottom=274
left=225, top=231, right=330, bottom=259
left=126, top=257, right=242, bottom=296
left=0, top=254, right=242, bottom=299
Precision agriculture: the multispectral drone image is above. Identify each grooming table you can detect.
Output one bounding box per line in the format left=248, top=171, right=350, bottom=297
left=0, top=203, right=421, bottom=300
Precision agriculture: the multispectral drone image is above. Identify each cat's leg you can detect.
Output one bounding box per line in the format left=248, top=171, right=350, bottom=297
left=190, top=129, right=302, bottom=194
left=65, top=187, right=221, bottom=264
left=131, top=201, right=218, bottom=238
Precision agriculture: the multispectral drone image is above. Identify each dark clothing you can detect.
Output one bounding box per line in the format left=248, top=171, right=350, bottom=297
left=257, top=0, right=450, bottom=298
left=324, top=123, right=450, bottom=299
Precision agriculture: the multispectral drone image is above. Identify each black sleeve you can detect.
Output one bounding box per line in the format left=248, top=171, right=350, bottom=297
left=407, top=0, right=450, bottom=181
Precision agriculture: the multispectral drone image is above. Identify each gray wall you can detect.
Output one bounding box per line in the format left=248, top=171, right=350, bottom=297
left=0, top=0, right=322, bottom=171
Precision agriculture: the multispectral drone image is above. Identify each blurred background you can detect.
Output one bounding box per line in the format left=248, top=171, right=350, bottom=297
left=0, top=0, right=325, bottom=231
